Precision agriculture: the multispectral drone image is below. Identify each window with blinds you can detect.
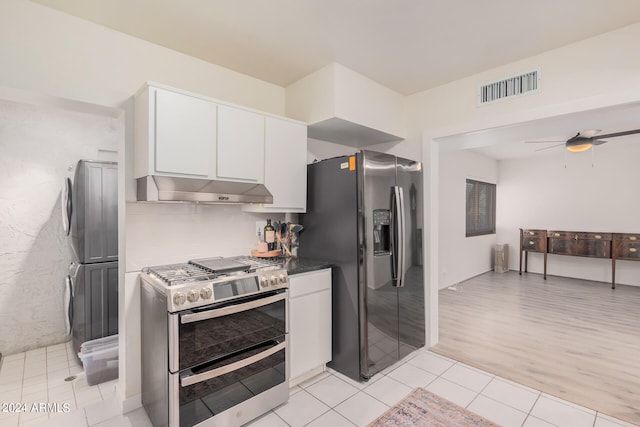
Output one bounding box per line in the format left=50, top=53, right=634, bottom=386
left=466, top=179, right=496, bottom=237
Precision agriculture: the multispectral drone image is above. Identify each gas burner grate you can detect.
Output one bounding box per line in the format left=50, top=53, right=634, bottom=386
left=189, top=256, right=281, bottom=274
left=145, top=263, right=216, bottom=286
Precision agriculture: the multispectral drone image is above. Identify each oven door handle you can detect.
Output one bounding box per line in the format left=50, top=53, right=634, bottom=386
left=180, top=292, right=286, bottom=324
left=180, top=340, right=286, bottom=387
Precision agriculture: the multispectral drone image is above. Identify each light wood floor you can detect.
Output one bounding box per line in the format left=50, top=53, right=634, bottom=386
left=432, top=271, right=640, bottom=425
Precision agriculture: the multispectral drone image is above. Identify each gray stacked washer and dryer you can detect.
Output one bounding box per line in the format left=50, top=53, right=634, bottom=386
left=63, top=160, right=118, bottom=352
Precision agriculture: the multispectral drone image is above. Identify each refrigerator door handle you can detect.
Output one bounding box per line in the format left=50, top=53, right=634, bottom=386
left=397, top=186, right=406, bottom=288
left=391, top=186, right=406, bottom=287
left=390, top=187, right=398, bottom=285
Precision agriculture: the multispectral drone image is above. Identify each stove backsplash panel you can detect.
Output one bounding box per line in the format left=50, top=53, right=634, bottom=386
left=125, top=202, right=286, bottom=272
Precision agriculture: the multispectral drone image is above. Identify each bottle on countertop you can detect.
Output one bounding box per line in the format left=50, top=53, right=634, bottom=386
left=264, top=219, right=276, bottom=251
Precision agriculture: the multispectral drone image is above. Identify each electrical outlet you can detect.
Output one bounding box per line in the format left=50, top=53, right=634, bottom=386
left=255, top=221, right=267, bottom=239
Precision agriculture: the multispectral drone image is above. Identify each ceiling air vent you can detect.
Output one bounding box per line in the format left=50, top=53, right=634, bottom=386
left=478, top=69, right=540, bottom=105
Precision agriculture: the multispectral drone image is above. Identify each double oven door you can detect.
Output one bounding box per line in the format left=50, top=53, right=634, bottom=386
left=168, top=289, right=288, bottom=427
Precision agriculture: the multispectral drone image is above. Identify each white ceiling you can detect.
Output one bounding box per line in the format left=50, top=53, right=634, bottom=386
left=30, top=0, right=640, bottom=159
left=30, top=0, right=640, bottom=95
left=438, top=102, right=640, bottom=160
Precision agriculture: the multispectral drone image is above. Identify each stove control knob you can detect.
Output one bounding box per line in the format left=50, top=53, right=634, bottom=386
left=260, top=276, right=269, bottom=288
left=270, top=275, right=278, bottom=286
left=187, top=289, right=200, bottom=303
left=173, top=292, right=186, bottom=306
left=279, top=274, right=287, bottom=284
left=200, top=287, right=212, bottom=300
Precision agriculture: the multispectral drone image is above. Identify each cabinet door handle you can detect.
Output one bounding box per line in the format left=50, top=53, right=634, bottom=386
left=528, top=231, right=534, bottom=235
left=554, top=233, right=560, bottom=237
left=630, top=236, right=637, bottom=241
left=595, top=235, right=602, bottom=239
left=528, top=241, right=535, bottom=245
left=630, top=248, right=637, bottom=253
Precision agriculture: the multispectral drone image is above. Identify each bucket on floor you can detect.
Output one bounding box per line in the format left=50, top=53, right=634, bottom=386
left=494, top=243, right=509, bottom=273
left=78, top=334, right=119, bottom=386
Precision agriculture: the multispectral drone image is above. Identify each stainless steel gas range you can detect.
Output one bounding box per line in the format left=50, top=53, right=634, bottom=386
left=140, top=256, right=289, bottom=427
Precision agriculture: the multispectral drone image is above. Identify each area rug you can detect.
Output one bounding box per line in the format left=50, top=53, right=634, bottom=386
left=368, top=388, right=500, bottom=427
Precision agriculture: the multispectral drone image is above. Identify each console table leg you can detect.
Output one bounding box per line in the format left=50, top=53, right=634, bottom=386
left=543, top=252, right=547, bottom=280
left=519, top=250, right=523, bottom=275
left=524, top=251, right=528, bottom=273
left=612, top=258, right=616, bottom=289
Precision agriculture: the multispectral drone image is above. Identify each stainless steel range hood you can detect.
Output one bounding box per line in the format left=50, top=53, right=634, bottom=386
left=137, top=175, right=273, bottom=204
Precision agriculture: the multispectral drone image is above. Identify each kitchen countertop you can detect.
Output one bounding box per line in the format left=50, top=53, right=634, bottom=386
left=272, top=257, right=333, bottom=275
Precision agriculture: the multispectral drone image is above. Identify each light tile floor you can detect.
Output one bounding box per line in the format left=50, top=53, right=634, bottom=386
left=247, top=349, right=639, bottom=427
left=0, top=341, right=121, bottom=427
left=1, top=345, right=638, bottom=427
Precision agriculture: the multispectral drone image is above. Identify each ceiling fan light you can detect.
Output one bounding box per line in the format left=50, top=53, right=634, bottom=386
left=566, top=142, right=592, bottom=153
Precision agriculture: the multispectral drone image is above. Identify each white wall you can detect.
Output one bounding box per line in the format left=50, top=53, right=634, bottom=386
left=409, top=23, right=640, bottom=138
left=497, top=141, right=640, bottom=286
left=0, top=0, right=285, bottom=115
left=438, top=150, right=498, bottom=289
left=0, top=94, right=122, bottom=355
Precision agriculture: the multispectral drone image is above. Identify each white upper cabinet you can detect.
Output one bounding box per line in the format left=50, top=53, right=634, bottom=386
left=135, top=82, right=308, bottom=211
left=135, top=84, right=217, bottom=178
left=216, top=105, right=264, bottom=183
left=155, top=88, right=217, bottom=177
left=243, top=117, right=307, bottom=213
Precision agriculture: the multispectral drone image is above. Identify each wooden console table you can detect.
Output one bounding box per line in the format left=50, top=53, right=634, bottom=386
left=519, top=229, right=640, bottom=289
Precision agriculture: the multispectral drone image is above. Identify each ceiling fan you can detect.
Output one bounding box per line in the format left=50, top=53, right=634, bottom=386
left=526, top=128, right=640, bottom=152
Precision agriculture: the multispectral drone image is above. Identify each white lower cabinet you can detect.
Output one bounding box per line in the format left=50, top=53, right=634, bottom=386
left=289, top=268, right=332, bottom=385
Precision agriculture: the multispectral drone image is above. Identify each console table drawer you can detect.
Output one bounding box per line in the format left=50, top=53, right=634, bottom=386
left=523, top=229, right=545, bottom=238
left=548, top=231, right=575, bottom=239
left=613, top=241, right=640, bottom=260
left=523, top=237, right=545, bottom=252
left=614, top=233, right=640, bottom=242
left=582, top=232, right=611, bottom=240
left=548, top=231, right=611, bottom=241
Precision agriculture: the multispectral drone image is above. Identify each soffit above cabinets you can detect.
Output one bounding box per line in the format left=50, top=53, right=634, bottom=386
left=286, top=64, right=406, bottom=147
left=308, top=117, right=402, bottom=148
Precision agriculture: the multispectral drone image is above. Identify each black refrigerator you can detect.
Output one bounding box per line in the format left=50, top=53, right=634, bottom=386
left=300, top=150, right=425, bottom=381
left=63, top=160, right=118, bottom=352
